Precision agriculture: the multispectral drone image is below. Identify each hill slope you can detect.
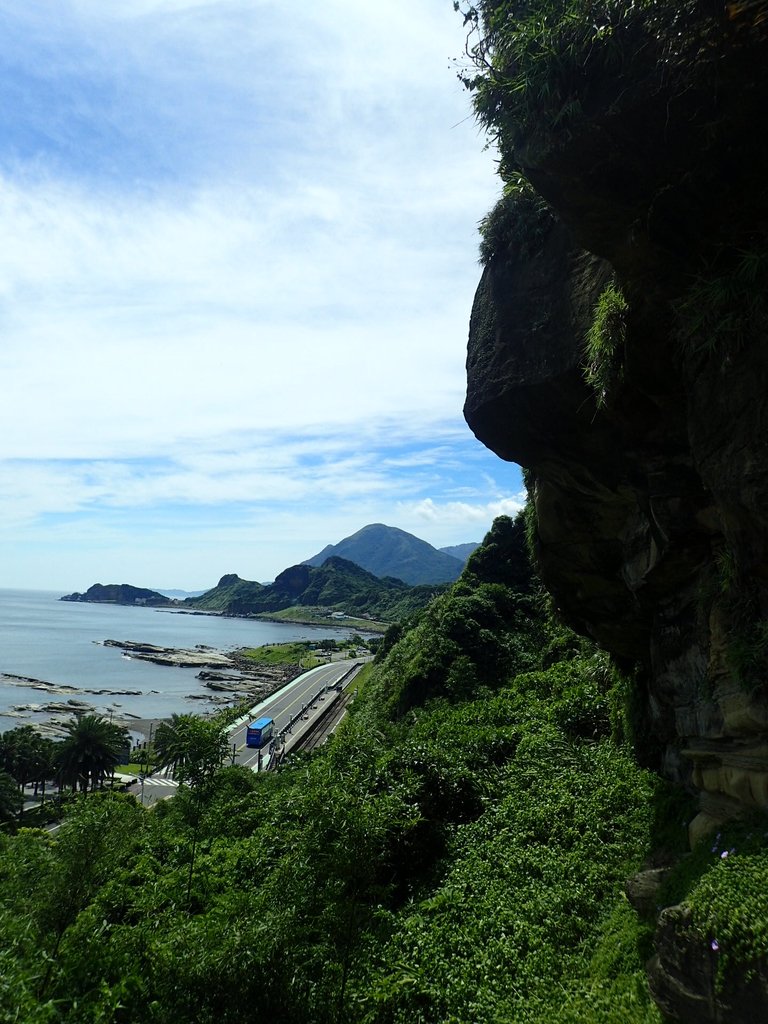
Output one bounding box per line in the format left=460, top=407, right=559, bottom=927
left=184, top=573, right=265, bottom=612
left=439, top=542, right=480, bottom=562
left=304, top=523, right=464, bottom=585
left=185, top=557, right=445, bottom=622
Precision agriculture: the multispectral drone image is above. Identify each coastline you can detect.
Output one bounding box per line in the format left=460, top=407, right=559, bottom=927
left=0, top=590, right=375, bottom=737
left=0, top=635, right=370, bottom=740
left=252, top=611, right=388, bottom=634
left=56, top=594, right=389, bottom=634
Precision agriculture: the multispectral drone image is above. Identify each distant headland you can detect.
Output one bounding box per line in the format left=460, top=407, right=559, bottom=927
left=60, top=583, right=172, bottom=606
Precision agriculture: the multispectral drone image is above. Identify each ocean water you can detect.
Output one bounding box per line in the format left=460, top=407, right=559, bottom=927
left=0, top=589, right=359, bottom=731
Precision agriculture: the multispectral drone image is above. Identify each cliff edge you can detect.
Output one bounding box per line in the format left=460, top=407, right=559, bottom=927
left=463, top=5, right=768, bottom=1017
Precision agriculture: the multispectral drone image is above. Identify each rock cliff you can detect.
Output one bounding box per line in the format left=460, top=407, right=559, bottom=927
left=465, top=0, right=768, bottom=837
left=464, top=6, right=768, bottom=1015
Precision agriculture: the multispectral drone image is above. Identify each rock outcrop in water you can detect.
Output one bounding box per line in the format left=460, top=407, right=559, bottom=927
left=61, top=583, right=171, bottom=606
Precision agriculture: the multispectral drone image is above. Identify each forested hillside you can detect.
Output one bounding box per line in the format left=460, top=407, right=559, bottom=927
left=5, top=513, right=761, bottom=1023
left=186, top=557, right=447, bottom=623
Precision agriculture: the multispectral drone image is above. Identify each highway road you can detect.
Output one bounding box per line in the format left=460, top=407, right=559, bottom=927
left=226, top=660, right=361, bottom=771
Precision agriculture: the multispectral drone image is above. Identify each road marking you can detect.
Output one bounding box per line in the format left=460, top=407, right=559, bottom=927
left=244, top=668, right=343, bottom=726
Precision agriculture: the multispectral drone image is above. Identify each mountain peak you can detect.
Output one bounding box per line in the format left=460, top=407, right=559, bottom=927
left=303, top=524, right=465, bottom=585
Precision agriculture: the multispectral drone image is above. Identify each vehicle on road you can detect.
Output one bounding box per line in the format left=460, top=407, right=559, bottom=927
left=246, top=717, right=274, bottom=748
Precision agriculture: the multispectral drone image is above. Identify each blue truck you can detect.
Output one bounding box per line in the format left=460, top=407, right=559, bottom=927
left=246, top=716, right=274, bottom=749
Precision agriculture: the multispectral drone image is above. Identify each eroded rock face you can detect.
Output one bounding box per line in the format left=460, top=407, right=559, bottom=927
left=647, top=904, right=768, bottom=1024
left=464, top=7, right=768, bottom=835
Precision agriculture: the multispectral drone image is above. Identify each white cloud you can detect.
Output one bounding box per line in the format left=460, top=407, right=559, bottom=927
left=0, top=156, right=489, bottom=459
left=0, top=0, right=517, bottom=589
left=399, top=494, right=528, bottom=530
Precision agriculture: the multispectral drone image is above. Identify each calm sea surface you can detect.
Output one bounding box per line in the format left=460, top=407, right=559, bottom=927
left=0, top=589, right=358, bottom=731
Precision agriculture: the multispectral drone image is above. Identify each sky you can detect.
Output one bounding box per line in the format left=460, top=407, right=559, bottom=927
left=0, top=0, right=524, bottom=592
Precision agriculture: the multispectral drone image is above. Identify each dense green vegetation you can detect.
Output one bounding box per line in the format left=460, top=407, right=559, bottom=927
left=239, top=638, right=368, bottom=668
left=184, top=572, right=265, bottom=611
left=583, top=282, right=628, bottom=407
left=186, top=557, right=448, bottom=624
left=3, top=513, right=765, bottom=1021
left=456, top=1, right=726, bottom=175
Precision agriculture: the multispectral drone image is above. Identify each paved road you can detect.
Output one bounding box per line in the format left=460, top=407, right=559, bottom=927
left=30, top=661, right=364, bottom=818
left=134, top=772, right=179, bottom=806
left=227, top=660, right=360, bottom=771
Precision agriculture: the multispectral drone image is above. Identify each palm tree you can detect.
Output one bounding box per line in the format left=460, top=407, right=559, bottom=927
left=154, top=713, right=228, bottom=905
left=154, top=714, right=228, bottom=787
left=0, top=726, right=57, bottom=819
left=54, top=715, right=130, bottom=795
left=0, top=725, right=45, bottom=791
left=153, top=714, right=190, bottom=780
left=0, top=769, right=22, bottom=824
left=31, top=738, right=57, bottom=807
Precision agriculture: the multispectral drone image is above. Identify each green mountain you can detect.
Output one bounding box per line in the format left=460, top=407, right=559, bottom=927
left=304, top=523, right=465, bottom=585
left=439, top=541, right=480, bottom=562
left=185, top=573, right=265, bottom=612
left=59, top=583, right=171, bottom=607
left=184, top=557, right=445, bottom=622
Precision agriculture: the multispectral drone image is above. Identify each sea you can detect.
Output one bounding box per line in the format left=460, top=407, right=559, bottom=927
left=0, top=589, right=361, bottom=735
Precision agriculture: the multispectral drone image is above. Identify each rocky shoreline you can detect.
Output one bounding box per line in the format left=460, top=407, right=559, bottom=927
left=0, top=641, right=302, bottom=740
left=102, top=639, right=235, bottom=668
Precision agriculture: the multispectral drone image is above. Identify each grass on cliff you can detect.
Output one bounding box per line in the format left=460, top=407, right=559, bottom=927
left=457, top=1, right=726, bottom=171
left=478, top=177, right=554, bottom=265
left=659, top=817, right=768, bottom=989
left=674, top=245, right=768, bottom=356
left=583, top=281, right=628, bottom=407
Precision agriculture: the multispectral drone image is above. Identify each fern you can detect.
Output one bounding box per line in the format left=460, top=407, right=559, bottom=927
left=583, top=282, right=628, bottom=407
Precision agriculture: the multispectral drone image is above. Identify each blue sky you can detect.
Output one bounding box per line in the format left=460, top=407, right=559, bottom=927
left=0, top=0, right=523, bottom=591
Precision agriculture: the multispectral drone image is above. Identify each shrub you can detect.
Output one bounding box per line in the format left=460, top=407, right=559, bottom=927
left=583, top=281, right=628, bottom=406
left=478, top=178, right=554, bottom=265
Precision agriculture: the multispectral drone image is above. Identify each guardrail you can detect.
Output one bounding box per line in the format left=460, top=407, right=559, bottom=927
left=265, top=663, right=363, bottom=770
left=276, top=662, right=358, bottom=739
